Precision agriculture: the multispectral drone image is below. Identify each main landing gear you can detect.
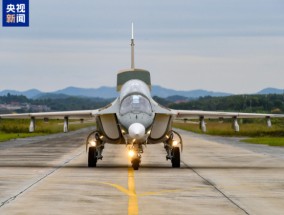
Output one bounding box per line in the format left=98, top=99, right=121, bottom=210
left=88, top=143, right=104, bottom=168
left=87, top=131, right=104, bottom=168
left=88, top=146, right=97, bottom=167
left=171, top=147, right=180, bottom=168
left=164, top=130, right=182, bottom=168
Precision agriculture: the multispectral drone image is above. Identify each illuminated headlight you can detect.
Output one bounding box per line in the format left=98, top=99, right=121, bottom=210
left=128, top=150, right=135, bottom=157
left=172, top=140, right=179, bottom=147
left=90, top=140, right=96, bottom=147
left=147, top=130, right=151, bottom=135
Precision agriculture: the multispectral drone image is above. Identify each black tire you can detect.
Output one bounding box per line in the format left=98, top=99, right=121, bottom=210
left=132, top=158, right=140, bottom=170
left=171, top=147, right=180, bottom=168
left=88, top=147, right=97, bottom=167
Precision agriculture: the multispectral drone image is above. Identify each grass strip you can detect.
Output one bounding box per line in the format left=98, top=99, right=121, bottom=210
left=173, top=121, right=284, bottom=137
left=173, top=120, right=284, bottom=147
left=0, top=119, right=96, bottom=142
left=242, top=137, right=284, bottom=147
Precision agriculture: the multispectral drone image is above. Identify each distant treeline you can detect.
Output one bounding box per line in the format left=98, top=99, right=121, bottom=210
left=0, top=93, right=112, bottom=112
left=0, top=93, right=283, bottom=114
left=0, top=94, right=29, bottom=104
left=33, top=97, right=112, bottom=111
left=163, top=94, right=284, bottom=114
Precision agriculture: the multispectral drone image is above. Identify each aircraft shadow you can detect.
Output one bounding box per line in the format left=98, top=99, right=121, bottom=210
left=0, top=163, right=283, bottom=170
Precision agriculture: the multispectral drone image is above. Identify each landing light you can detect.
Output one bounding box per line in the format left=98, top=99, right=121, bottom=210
left=90, top=140, right=96, bottom=147
left=128, top=150, right=135, bottom=157
left=172, top=140, right=179, bottom=147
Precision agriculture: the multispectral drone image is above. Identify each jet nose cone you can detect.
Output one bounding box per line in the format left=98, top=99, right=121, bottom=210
left=128, top=123, right=145, bottom=140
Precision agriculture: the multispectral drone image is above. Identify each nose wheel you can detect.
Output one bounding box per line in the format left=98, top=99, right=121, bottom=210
left=128, top=144, right=143, bottom=170
left=131, top=157, right=141, bottom=170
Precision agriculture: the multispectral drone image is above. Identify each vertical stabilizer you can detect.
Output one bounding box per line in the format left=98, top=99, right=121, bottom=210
left=116, top=23, right=151, bottom=91
left=131, top=22, right=135, bottom=69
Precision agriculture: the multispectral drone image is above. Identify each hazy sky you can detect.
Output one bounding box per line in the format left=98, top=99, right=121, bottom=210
left=0, top=0, right=283, bottom=94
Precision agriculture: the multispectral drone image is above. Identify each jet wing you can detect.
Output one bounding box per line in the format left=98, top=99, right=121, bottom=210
left=0, top=99, right=120, bottom=120
left=172, top=110, right=284, bottom=119
left=0, top=110, right=98, bottom=119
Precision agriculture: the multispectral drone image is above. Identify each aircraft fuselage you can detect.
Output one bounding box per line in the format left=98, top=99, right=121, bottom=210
left=117, top=79, right=155, bottom=143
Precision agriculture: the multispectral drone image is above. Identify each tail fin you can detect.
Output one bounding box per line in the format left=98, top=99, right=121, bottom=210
left=116, top=24, right=152, bottom=91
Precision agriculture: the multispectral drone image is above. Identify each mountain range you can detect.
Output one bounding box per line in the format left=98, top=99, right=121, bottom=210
left=0, top=86, right=283, bottom=99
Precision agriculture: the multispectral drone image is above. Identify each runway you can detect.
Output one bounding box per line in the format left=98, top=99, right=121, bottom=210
left=0, top=128, right=284, bottom=215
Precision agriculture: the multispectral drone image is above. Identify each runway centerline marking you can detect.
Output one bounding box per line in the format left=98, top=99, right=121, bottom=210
left=96, top=168, right=139, bottom=215
left=95, top=167, right=182, bottom=215
left=128, top=167, right=138, bottom=215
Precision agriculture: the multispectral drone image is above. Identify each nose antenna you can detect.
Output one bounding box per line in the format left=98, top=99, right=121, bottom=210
left=131, top=22, right=135, bottom=69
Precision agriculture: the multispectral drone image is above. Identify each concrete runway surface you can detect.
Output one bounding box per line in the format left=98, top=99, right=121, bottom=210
left=0, top=127, right=284, bottom=215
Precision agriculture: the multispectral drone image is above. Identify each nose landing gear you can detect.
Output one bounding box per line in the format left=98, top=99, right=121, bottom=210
left=128, top=144, right=143, bottom=170
left=131, top=156, right=141, bottom=170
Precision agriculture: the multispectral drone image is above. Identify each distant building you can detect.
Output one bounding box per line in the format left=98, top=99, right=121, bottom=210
left=0, top=103, right=50, bottom=112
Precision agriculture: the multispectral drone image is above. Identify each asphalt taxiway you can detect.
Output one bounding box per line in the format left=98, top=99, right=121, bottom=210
left=0, top=127, right=284, bottom=215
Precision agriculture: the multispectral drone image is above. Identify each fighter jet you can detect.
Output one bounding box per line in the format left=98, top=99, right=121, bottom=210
left=1, top=24, right=284, bottom=170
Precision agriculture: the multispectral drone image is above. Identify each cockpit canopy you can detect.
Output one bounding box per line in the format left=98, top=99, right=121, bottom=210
left=120, top=79, right=151, bottom=101
left=120, top=94, right=152, bottom=116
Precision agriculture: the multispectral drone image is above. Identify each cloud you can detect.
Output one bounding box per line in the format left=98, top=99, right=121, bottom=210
left=0, top=0, right=283, bottom=93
